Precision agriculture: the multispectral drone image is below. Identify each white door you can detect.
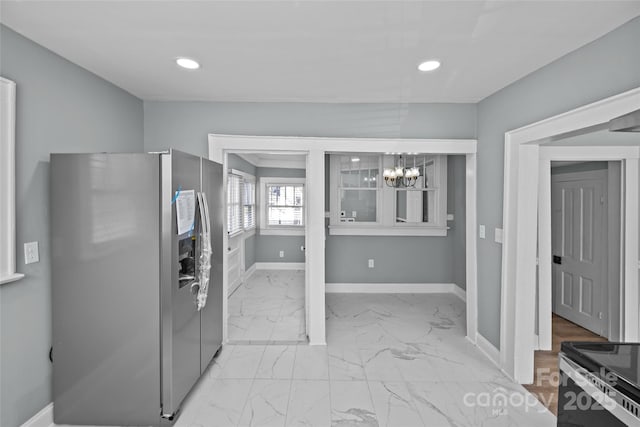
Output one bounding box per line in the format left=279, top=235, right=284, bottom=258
left=551, top=171, right=607, bottom=336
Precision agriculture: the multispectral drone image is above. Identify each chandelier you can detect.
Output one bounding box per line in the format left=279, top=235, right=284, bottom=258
left=383, top=155, right=420, bottom=187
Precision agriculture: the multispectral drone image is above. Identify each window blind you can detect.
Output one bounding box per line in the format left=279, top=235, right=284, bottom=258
left=227, top=174, right=242, bottom=234
left=242, top=180, right=255, bottom=230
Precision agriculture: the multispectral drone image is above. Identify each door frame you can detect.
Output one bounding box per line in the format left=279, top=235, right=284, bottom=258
left=543, top=166, right=611, bottom=342
left=210, top=134, right=478, bottom=347
left=500, top=86, right=640, bottom=383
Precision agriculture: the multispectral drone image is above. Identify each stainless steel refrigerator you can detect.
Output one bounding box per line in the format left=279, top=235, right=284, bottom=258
left=50, top=150, right=223, bottom=426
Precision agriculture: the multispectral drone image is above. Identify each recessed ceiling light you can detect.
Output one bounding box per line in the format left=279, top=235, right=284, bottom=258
left=176, top=57, right=200, bottom=70
left=351, top=157, right=360, bottom=162
left=418, top=60, right=441, bottom=72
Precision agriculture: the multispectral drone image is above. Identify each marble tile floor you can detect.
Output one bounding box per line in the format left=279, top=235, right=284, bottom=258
left=228, top=270, right=306, bottom=343
left=171, top=293, right=555, bottom=427
left=55, top=293, right=556, bottom=427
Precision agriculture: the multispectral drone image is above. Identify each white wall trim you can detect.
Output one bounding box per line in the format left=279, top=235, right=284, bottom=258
left=501, top=86, right=640, bottom=383
left=236, top=152, right=307, bottom=169
left=465, top=153, right=478, bottom=343
left=0, top=77, right=24, bottom=286
left=210, top=134, right=477, bottom=347
left=259, top=228, right=305, bottom=236
left=325, top=282, right=466, bottom=300
left=328, top=225, right=448, bottom=236
left=20, top=403, right=53, bottom=427
left=475, top=333, right=501, bottom=368
left=255, top=262, right=305, bottom=270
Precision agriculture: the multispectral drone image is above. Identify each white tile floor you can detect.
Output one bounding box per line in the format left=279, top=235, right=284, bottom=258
left=228, top=270, right=306, bottom=343
left=172, top=293, right=556, bottom=427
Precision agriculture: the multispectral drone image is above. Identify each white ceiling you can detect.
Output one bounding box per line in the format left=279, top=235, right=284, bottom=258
left=2, top=1, right=639, bottom=103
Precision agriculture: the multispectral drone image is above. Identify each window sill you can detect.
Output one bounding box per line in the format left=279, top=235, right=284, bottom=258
left=0, top=272, right=25, bottom=285
left=228, top=230, right=244, bottom=239
left=328, top=225, right=448, bottom=236
left=260, top=228, right=305, bottom=236
left=228, top=228, right=256, bottom=239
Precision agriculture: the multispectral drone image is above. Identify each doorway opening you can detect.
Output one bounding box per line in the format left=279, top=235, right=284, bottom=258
left=225, top=151, right=308, bottom=344
left=500, top=87, right=640, bottom=383
left=527, top=158, right=622, bottom=414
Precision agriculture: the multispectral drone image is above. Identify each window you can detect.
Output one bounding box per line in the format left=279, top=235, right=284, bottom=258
left=242, top=179, right=256, bottom=230
left=227, top=170, right=256, bottom=235
left=227, top=173, right=242, bottom=235
left=394, top=156, right=444, bottom=226
left=259, top=177, right=305, bottom=235
left=329, top=153, right=448, bottom=236
left=336, top=154, right=379, bottom=223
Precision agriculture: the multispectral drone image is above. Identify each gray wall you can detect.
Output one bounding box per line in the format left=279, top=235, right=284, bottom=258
left=476, top=16, right=640, bottom=347
left=449, top=155, right=467, bottom=290
left=144, top=102, right=476, bottom=281
left=144, top=102, right=477, bottom=157
left=551, top=161, right=608, bottom=175
left=228, top=153, right=257, bottom=175
left=255, top=167, right=306, bottom=263
left=245, top=234, right=256, bottom=270
left=325, top=156, right=466, bottom=283
left=0, top=25, right=143, bottom=427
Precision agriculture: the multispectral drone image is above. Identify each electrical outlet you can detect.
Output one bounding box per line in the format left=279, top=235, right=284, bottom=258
left=479, top=225, right=486, bottom=239
left=279, top=250, right=284, bottom=258
left=368, top=259, right=374, bottom=268
left=352, top=211, right=357, bottom=218
left=24, top=241, right=39, bottom=264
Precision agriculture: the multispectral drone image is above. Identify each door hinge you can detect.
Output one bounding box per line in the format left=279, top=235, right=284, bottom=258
left=600, top=196, right=605, bottom=205
left=598, top=312, right=603, bottom=319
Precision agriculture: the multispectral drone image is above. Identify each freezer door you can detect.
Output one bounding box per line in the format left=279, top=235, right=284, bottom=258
left=51, top=153, right=160, bottom=426
left=200, top=157, right=224, bottom=372
left=160, top=150, right=202, bottom=417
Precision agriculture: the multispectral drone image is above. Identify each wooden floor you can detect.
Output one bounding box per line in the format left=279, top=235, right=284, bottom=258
left=523, top=314, right=607, bottom=416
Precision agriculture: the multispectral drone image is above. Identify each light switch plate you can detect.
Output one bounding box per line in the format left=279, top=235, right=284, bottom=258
left=479, top=225, right=486, bottom=239
left=368, top=259, right=374, bottom=268
left=495, top=228, right=503, bottom=244
left=24, top=241, right=39, bottom=264
left=279, top=250, right=284, bottom=258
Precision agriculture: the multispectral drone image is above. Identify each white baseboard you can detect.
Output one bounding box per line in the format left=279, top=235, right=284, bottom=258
left=20, top=403, right=52, bottom=427
left=476, top=332, right=501, bottom=368
left=243, top=263, right=257, bottom=281
left=451, top=284, right=466, bottom=302
left=254, top=262, right=305, bottom=270
left=325, top=282, right=466, bottom=300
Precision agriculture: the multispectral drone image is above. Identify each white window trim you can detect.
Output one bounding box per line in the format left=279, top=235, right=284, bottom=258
left=259, top=176, right=306, bottom=236
left=328, top=154, right=448, bottom=236
left=0, top=77, right=23, bottom=285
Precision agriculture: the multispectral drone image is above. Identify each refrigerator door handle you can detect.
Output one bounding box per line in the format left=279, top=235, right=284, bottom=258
left=195, top=191, right=212, bottom=310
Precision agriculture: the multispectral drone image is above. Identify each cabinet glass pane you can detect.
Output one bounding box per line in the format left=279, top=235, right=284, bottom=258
left=422, top=160, right=435, bottom=189
left=395, top=189, right=436, bottom=224
left=340, top=189, right=376, bottom=222
left=339, top=155, right=378, bottom=188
